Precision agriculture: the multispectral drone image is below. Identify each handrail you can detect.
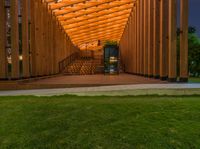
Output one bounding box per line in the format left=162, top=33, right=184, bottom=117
left=59, top=52, right=79, bottom=73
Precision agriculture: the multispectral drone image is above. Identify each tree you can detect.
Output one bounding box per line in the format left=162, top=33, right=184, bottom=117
left=177, top=26, right=200, bottom=77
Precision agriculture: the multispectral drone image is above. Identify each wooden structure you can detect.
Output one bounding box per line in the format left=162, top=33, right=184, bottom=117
left=120, top=0, right=189, bottom=82
left=0, top=0, right=189, bottom=82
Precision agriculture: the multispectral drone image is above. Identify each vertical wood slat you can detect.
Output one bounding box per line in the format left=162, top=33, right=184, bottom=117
left=11, top=0, right=20, bottom=79
left=168, top=0, right=177, bottom=81
left=131, top=10, right=134, bottom=73
left=43, top=2, right=48, bottom=76
left=38, top=0, right=46, bottom=76
left=134, top=6, right=137, bottom=73
left=153, top=0, right=160, bottom=78
left=140, top=0, right=144, bottom=75
left=129, top=11, right=132, bottom=73
left=148, top=0, right=153, bottom=77
left=22, top=0, right=30, bottom=78
left=180, top=0, right=189, bottom=82
left=159, top=0, right=168, bottom=80
left=36, top=0, right=42, bottom=76
left=30, top=0, right=36, bottom=77
left=136, top=0, right=140, bottom=74
left=0, top=0, right=7, bottom=79
left=49, top=7, right=54, bottom=75
left=143, top=0, right=148, bottom=76
left=34, top=0, right=39, bottom=76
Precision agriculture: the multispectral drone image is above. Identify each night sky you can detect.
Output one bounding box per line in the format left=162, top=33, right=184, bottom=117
left=189, top=0, right=200, bottom=36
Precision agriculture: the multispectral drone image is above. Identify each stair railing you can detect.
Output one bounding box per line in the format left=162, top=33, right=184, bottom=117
left=59, top=52, right=79, bottom=73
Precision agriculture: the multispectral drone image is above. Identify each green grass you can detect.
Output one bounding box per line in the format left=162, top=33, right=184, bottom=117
left=1, top=95, right=200, bottom=149
left=189, top=77, right=200, bottom=83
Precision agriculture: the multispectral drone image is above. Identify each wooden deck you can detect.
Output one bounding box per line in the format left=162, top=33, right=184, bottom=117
left=0, top=74, right=166, bottom=90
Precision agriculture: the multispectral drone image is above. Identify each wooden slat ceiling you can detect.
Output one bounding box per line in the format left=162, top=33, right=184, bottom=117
left=44, top=0, right=135, bottom=50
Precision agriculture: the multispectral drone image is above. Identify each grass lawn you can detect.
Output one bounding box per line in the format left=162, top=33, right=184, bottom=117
left=189, top=77, right=200, bottom=83
left=1, top=95, right=200, bottom=149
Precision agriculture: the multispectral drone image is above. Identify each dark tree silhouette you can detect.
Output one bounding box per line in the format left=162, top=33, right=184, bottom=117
left=177, top=26, right=200, bottom=77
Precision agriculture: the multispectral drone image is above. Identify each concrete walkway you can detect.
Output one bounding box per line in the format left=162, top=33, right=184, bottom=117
left=0, top=83, right=200, bottom=96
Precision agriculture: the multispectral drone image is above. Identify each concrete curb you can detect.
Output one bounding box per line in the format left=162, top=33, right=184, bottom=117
left=0, top=84, right=200, bottom=97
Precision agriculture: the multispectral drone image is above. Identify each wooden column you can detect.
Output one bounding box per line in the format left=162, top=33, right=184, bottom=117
left=0, top=0, right=7, bottom=79
left=180, top=0, right=189, bottom=82
left=143, top=0, right=148, bottom=76
left=125, top=26, right=128, bottom=72
left=148, top=0, right=153, bottom=77
left=49, top=8, right=54, bottom=75
left=49, top=8, right=54, bottom=74
left=34, top=0, right=40, bottom=76
left=136, top=1, right=140, bottom=74
left=130, top=11, right=133, bottom=73
left=39, top=0, right=44, bottom=76
left=159, top=0, right=169, bottom=80
left=30, top=0, right=36, bottom=77
left=153, top=0, right=160, bottom=78
left=168, top=0, right=177, bottom=82
left=140, top=0, right=144, bottom=75
left=126, top=18, right=130, bottom=73
left=22, top=0, right=30, bottom=78
left=11, top=0, right=20, bottom=79
left=134, top=6, right=137, bottom=73
left=130, top=14, right=133, bottom=73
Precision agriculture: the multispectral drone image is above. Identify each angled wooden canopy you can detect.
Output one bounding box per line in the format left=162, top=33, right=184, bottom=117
left=44, top=0, right=135, bottom=49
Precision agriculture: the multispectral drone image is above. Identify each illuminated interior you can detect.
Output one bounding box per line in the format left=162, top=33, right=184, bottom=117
left=44, top=0, right=134, bottom=50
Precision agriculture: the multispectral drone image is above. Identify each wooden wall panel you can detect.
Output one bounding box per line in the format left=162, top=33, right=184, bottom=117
left=30, top=0, right=36, bottom=77
left=140, top=0, right=144, bottom=75
left=143, top=0, right=148, bottom=76
left=22, top=0, right=30, bottom=78
left=40, top=0, right=44, bottom=76
left=180, top=0, right=189, bottom=82
left=129, top=13, right=133, bottom=73
left=136, top=1, right=140, bottom=74
left=0, top=0, right=79, bottom=80
left=0, top=0, right=7, bottom=79
left=11, top=0, right=20, bottom=79
left=133, top=7, right=137, bottom=73
left=148, top=0, right=153, bottom=77
left=153, top=0, right=160, bottom=78
left=168, top=0, right=177, bottom=81
left=159, top=0, right=169, bottom=80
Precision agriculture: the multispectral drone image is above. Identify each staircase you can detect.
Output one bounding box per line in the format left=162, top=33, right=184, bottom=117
left=63, top=57, right=103, bottom=75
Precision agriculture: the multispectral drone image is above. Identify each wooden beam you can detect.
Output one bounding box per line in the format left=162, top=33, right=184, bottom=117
left=180, top=0, right=189, bottom=82
left=168, top=0, right=177, bottom=82
left=57, top=1, right=133, bottom=21
left=64, top=14, right=129, bottom=30
left=22, top=0, right=30, bottom=78
left=11, top=0, right=20, bottom=79
left=44, top=0, right=134, bottom=47
left=54, top=0, right=121, bottom=16
left=0, top=0, right=7, bottom=79
left=61, top=8, right=131, bottom=26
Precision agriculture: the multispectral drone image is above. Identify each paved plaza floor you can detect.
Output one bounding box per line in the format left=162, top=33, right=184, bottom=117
left=0, top=74, right=165, bottom=90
